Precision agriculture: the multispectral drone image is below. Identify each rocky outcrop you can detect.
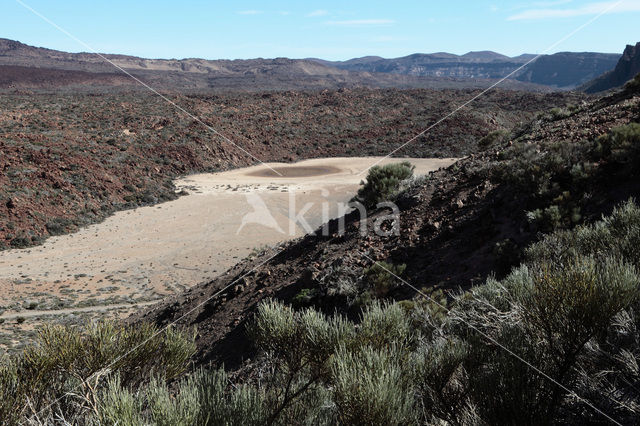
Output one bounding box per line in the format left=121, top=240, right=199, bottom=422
left=582, top=42, right=640, bottom=93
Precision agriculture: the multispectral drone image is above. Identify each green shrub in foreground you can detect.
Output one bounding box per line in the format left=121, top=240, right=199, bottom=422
left=526, top=198, right=640, bottom=268
left=95, top=200, right=640, bottom=425
left=331, top=345, right=415, bottom=426
left=7, top=200, right=640, bottom=425
left=97, top=368, right=266, bottom=426
left=0, top=321, right=196, bottom=425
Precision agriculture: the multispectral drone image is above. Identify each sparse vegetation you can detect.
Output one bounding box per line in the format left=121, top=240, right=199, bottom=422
left=478, top=129, right=509, bottom=150
left=354, top=162, right=415, bottom=208
left=592, top=122, right=640, bottom=171
left=0, top=44, right=636, bottom=425
left=547, top=106, right=572, bottom=121
left=4, top=200, right=640, bottom=424
left=0, top=89, right=568, bottom=249
left=0, top=321, right=195, bottom=425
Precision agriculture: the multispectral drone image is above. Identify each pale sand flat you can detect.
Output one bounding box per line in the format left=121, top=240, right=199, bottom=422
left=0, top=157, right=457, bottom=318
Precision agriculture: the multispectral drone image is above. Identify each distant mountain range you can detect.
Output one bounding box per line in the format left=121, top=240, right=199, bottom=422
left=0, top=38, right=630, bottom=91
left=315, top=51, right=620, bottom=89
left=0, top=39, right=547, bottom=91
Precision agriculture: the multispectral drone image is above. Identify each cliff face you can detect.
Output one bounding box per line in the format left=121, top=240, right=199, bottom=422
left=515, top=52, right=620, bottom=88
left=323, top=51, right=620, bottom=88
left=582, top=42, right=640, bottom=93
left=323, top=52, right=527, bottom=79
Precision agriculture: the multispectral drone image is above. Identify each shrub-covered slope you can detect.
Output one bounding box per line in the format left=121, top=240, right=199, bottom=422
left=125, top=76, right=640, bottom=425
left=135, top=80, right=640, bottom=368
left=6, top=201, right=640, bottom=424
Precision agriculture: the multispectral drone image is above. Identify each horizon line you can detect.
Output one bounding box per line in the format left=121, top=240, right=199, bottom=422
left=0, top=37, right=626, bottom=63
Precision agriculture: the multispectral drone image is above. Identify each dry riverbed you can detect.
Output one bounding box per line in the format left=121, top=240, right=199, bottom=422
left=0, top=157, right=456, bottom=351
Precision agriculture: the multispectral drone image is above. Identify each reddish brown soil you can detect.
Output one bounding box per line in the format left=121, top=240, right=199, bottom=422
left=0, top=88, right=583, bottom=249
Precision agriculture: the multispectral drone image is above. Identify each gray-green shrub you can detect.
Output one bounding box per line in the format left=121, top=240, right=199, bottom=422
left=0, top=321, right=196, bottom=425
left=7, top=200, right=640, bottom=425
left=331, top=345, right=415, bottom=425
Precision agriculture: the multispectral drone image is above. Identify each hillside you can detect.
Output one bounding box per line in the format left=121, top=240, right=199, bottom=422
left=0, top=65, right=133, bottom=89
left=2, top=66, right=640, bottom=426
left=0, top=88, right=582, bottom=250
left=514, top=51, right=621, bottom=88
left=582, top=42, right=640, bottom=93
left=135, top=79, right=640, bottom=370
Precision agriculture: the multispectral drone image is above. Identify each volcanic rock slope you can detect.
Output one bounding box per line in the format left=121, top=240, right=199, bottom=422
left=0, top=65, right=132, bottom=89
left=0, top=88, right=582, bottom=249
left=134, top=81, right=640, bottom=370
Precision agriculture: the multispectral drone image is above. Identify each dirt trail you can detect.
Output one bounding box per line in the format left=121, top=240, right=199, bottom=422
left=0, top=157, right=456, bottom=318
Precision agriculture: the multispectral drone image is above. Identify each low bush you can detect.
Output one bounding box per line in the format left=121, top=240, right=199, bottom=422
left=547, top=107, right=572, bottom=121
left=478, top=129, right=509, bottom=150
left=362, top=261, right=407, bottom=298
left=45, top=217, right=75, bottom=236
left=354, top=161, right=415, bottom=209
left=6, top=200, right=640, bottom=425
left=97, top=369, right=266, bottom=426
left=526, top=204, right=563, bottom=232
left=291, top=288, right=319, bottom=308
left=0, top=321, right=196, bottom=425
left=300, top=261, right=408, bottom=310
left=592, top=122, right=640, bottom=171
left=315, top=263, right=363, bottom=307
left=526, top=198, right=640, bottom=268
left=331, top=345, right=415, bottom=425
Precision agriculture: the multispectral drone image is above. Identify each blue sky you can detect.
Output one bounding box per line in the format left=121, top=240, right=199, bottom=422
left=3, top=0, right=640, bottom=60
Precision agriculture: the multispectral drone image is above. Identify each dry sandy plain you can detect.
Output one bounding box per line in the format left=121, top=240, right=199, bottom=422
left=0, top=157, right=456, bottom=350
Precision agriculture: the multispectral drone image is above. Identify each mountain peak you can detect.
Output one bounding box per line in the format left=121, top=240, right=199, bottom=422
left=461, top=51, right=510, bottom=61
left=582, top=41, right=640, bottom=93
